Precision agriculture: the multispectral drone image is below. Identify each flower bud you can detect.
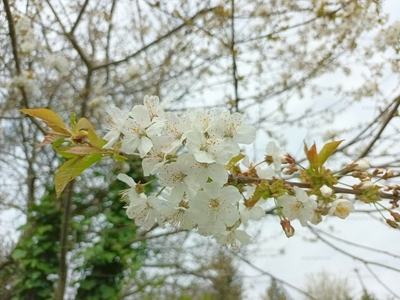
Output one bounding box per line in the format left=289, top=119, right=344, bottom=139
left=354, top=158, right=370, bottom=171
left=390, top=211, right=400, bottom=222
left=319, top=185, right=332, bottom=197
left=283, top=165, right=298, bottom=175
left=311, top=211, right=322, bottom=225
left=382, top=169, right=395, bottom=179
left=372, top=168, right=384, bottom=176
left=280, top=220, right=295, bottom=238
left=353, top=180, right=374, bottom=191
left=386, top=219, right=399, bottom=229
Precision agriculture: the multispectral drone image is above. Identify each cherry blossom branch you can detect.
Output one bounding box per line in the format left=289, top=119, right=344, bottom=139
left=229, top=175, right=400, bottom=200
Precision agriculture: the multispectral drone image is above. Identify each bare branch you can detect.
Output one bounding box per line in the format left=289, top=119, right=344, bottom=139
left=70, top=0, right=90, bottom=34
left=92, top=6, right=218, bottom=71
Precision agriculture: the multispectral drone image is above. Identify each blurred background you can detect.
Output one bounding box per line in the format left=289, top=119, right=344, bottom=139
left=1, top=0, right=400, bottom=299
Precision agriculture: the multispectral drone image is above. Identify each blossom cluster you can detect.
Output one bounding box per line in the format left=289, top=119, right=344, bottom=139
left=104, top=96, right=358, bottom=248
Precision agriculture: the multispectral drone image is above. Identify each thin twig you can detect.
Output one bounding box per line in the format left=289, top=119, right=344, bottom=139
left=70, top=0, right=90, bottom=34
left=307, top=225, right=400, bottom=273
left=230, top=251, right=317, bottom=300
left=92, top=7, right=217, bottom=71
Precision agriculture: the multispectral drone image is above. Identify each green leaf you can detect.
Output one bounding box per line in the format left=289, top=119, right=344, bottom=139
left=77, top=117, right=92, bottom=131
left=12, top=249, right=28, bottom=260
left=55, top=153, right=103, bottom=197
left=64, top=146, right=103, bottom=155
left=318, top=140, right=343, bottom=166
left=20, top=108, right=71, bottom=135
left=71, top=153, right=103, bottom=179
left=88, top=127, right=107, bottom=148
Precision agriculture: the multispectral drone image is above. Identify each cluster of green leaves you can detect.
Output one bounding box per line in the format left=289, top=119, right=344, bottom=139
left=21, top=108, right=123, bottom=197
left=301, top=140, right=343, bottom=192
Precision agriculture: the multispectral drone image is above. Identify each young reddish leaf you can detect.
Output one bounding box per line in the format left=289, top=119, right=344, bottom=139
left=20, top=108, right=71, bottom=135
left=64, top=146, right=103, bottom=155
left=88, top=127, right=107, bottom=148
left=55, top=146, right=79, bottom=159
left=304, top=142, right=319, bottom=172
left=318, top=140, right=344, bottom=166
left=37, top=132, right=68, bottom=147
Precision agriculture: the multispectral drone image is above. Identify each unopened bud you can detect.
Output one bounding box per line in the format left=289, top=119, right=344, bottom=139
left=283, top=165, right=298, bottom=175
left=347, top=158, right=370, bottom=172
left=390, top=211, right=400, bottom=222
left=353, top=180, right=374, bottom=191
left=279, top=154, right=289, bottom=164
left=354, top=158, right=370, bottom=171
left=311, top=211, right=322, bottom=225
left=319, top=185, right=333, bottom=197
left=280, top=220, right=295, bottom=238
left=283, top=154, right=295, bottom=164
left=382, top=169, right=395, bottom=179
left=386, top=219, right=399, bottom=229
left=372, top=168, right=384, bottom=176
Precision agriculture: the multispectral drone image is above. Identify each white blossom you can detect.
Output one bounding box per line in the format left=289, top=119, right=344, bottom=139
left=277, top=186, right=317, bottom=227
left=185, top=129, right=234, bottom=164
left=216, top=229, right=251, bottom=249
left=189, top=183, right=241, bottom=235
left=157, top=153, right=202, bottom=199
left=117, top=173, right=139, bottom=202
left=126, top=195, right=173, bottom=230
left=103, top=107, right=129, bottom=149
left=329, top=199, right=354, bottom=219
left=121, top=105, right=163, bottom=156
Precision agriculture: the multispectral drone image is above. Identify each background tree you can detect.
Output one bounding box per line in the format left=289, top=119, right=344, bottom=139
left=1, top=0, right=399, bottom=299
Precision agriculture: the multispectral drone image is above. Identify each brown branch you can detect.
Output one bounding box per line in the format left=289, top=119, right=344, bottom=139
left=92, top=6, right=217, bottom=71
left=230, top=0, right=239, bottom=112
left=3, top=0, right=46, bottom=134
left=307, top=225, right=400, bottom=273
left=311, top=227, right=400, bottom=259
left=364, top=263, right=400, bottom=299
left=229, top=175, right=400, bottom=200
left=70, top=0, right=90, bottom=34
left=56, top=181, right=74, bottom=300
left=230, top=250, right=317, bottom=300
left=359, top=95, right=400, bottom=158
left=336, top=96, right=397, bottom=154
left=105, top=0, right=117, bottom=84
left=45, top=0, right=92, bottom=69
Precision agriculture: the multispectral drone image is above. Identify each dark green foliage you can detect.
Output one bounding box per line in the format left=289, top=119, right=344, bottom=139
left=11, top=187, right=61, bottom=299
left=74, top=163, right=148, bottom=299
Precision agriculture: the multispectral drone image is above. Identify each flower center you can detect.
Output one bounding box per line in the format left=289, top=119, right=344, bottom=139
left=290, top=201, right=303, bottom=215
